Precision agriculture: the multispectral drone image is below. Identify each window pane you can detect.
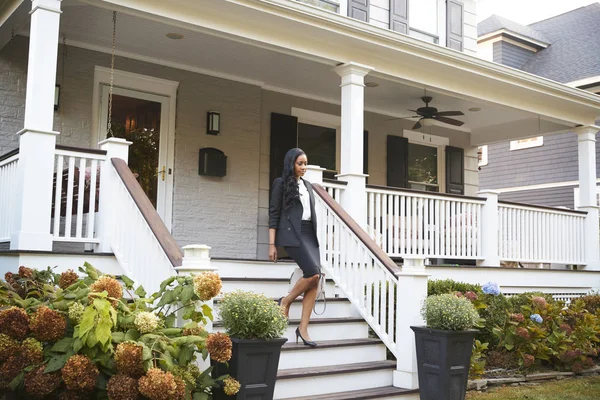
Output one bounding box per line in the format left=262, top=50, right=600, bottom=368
left=408, top=143, right=437, bottom=185
left=409, top=0, right=438, bottom=35
left=297, top=123, right=336, bottom=175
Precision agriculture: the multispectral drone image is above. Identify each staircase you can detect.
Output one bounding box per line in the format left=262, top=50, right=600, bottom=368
left=213, top=259, right=419, bottom=400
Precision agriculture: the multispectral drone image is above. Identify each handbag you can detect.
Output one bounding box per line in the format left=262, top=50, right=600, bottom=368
left=288, top=267, right=327, bottom=316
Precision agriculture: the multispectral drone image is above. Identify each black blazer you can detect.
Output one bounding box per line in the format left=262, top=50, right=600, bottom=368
left=269, top=177, right=319, bottom=248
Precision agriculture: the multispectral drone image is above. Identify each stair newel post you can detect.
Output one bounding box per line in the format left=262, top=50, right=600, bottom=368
left=394, top=259, right=429, bottom=390
left=304, top=165, right=325, bottom=185
left=95, top=138, right=131, bottom=253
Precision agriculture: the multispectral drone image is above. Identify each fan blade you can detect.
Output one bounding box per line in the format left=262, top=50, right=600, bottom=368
left=385, top=115, right=420, bottom=121
left=437, top=111, right=464, bottom=116
left=409, top=109, right=427, bottom=117
left=413, top=121, right=422, bottom=130
left=434, top=116, right=465, bottom=126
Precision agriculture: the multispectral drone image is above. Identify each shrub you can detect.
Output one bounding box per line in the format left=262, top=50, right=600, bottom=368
left=469, top=340, right=489, bottom=379
left=0, top=263, right=238, bottom=398
left=219, top=290, right=288, bottom=340
left=507, top=292, right=555, bottom=313
left=580, top=293, right=600, bottom=314
left=428, top=279, right=482, bottom=296
left=478, top=294, right=510, bottom=347
left=421, top=294, right=480, bottom=331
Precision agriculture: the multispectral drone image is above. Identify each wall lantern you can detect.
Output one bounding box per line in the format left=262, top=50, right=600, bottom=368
left=207, top=111, right=220, bottom=135
left=54, top=84, right=60, bottom=111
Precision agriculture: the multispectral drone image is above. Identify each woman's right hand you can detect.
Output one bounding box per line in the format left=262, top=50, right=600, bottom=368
left=269, top=244, right=278, bottom=263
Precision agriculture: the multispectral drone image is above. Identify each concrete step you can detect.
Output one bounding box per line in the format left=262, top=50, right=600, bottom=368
left=220, top=277, right=338, bottom=298
left=278, top=386, right=419, bottom=400
left=214, top=317, right=369, bottom=342
left=274, top=361, right=396, bottom=399
left=278, top=338, right=386, bottom=369
left=213, top=296, right=359, bottom=320
left=213, top=258, right=298, bottom=279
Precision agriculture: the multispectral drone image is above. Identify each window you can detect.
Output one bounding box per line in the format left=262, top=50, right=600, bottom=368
left=409, top=0, right=444, bottom=44
left=510, top=136, right=543, bottom=150
left=297, top=123, right=337, bottom=178
left=478, top=145, right=488, bottom=166
left=408, top=142, right=439, bottom=192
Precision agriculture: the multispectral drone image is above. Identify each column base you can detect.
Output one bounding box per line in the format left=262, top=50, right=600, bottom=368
left=393, top=369, right=419, bottom=390
left=10, top=231, right=53, bottom=251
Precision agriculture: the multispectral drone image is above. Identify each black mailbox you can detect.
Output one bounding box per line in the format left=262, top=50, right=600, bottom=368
left=198, top=148, right=227, bottom=177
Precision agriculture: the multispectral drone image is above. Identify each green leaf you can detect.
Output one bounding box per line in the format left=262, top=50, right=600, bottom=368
left=84, top=262, right=99, bottom=280
left=183, top=304, right=195, bottom=320
left=164, top=313, right=176, bottom=328
left=504, top=344, right=514, bottom=351
left=125, top=329, right=140, bottom=342
left=135, top=285, right=147, bottom=298
left=193, top=393, right=209, bottom=400
left=178, top=346, right=196, bottom=365
left=45, top=354, right=69, bottom=373
left=201, top=304, right=213, bottom=321
left=160, top=276, right=176, bottom=291
left=86, top=329, right=99, bottom=348
left=141, top=344, right=153, bottom=361
left=8, top=371, right=25, bottom=391
left=121, top=275, right=135, bottom=289
left=156, top=290, right=176, bottom=308
left=179, top=286, right=194, bottom=305
left=51, top=337, right=74, bottom=353
left=73, top=337, right=83, bottom=353
left=112, top=332, right=125, bottom=343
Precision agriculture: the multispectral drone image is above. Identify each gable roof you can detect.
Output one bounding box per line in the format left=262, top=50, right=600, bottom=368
left=477, top=14, right=550, bottom=44
left=521, top=3, right=600, bottom=84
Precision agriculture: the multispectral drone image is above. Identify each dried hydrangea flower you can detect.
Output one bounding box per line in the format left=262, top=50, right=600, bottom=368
left=30, top=306, right=67, bottom=342
left=22, top=337, right=44, bottom=365
left=134, top=312, right=159, bottom=334
left=523, top=354, right=535, bottom=367
left=61, top=355, right=99, bottom=392
left=0, top=333, right=18, bottom=360
left=509, top=313, right=525, bottom=323
left=18, top=266, right=34, bottom=278
left=59, top=269, right=79, bottom=289
left=107, top=374, right=140, bottom=400
left=68, top=302, right=85, bottom=323
left=90, top=276, right=123, bottom=306
left=114, top=342, right=145, bottom=377
left=182, top=326, right=205, bottom=336
left=572, top=361, right=583, bottom=374
left=58, top=390, right=89, bottom=400
left=532, top=296, right=548, bottom=309
left=24, top=365, right=61, bottom=398
left=516, top=327, right=530, bottom=340
left=206, top=332, right=232, bottom=363
left=193, top=272, right=222, bottom=301
left=0, top=354, right=26, bottom=388
left=560, top=323, right=573, bottom=335
left=223, top=377, right=241, bottom=396
left=138, top=368, right=185, bottom=400
left=0, top=306, right=30, bottom=340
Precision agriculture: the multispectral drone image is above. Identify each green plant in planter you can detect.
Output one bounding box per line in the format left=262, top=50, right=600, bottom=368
left=422, top=294, right=481, bottom=331
left=218, top=291, right=287, bottom=340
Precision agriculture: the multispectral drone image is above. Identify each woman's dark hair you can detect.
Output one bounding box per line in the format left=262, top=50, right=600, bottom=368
left=282, top=148, right=305, bottom=210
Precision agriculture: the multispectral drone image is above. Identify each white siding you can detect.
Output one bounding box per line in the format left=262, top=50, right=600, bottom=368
left=369, top=0, right=390, bottom=28
left=463, top=0, right=478, bottom=56
left=464, top=146, right=479, bottom=196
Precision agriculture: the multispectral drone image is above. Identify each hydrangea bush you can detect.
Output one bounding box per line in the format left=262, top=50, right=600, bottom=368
left=0, top=263, right=239, bottom=399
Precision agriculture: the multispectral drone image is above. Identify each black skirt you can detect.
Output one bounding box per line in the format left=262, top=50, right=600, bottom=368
left=284, top=221, right=321, bottom=278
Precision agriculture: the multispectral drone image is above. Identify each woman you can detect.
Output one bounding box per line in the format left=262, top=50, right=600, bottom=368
left=269, top=148, right=321, bottom=347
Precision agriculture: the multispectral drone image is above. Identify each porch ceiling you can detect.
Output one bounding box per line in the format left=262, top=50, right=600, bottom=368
left=15, top=0, right=600, bottom=145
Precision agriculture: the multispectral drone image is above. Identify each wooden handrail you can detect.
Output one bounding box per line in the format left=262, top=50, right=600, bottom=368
left=55, top=144, right=107, bottom=156
left=111, top=158, right=183, bottom=267
left=313, top=184, right=401, bottom=276
left=498, top=200, right=587, bottom=215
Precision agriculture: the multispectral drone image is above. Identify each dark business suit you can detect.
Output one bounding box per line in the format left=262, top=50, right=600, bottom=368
left=269, top=177, right=321, bottom=277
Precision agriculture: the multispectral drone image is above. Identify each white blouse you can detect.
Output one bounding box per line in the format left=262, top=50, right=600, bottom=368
left=298, top=179, right=312, bottom=221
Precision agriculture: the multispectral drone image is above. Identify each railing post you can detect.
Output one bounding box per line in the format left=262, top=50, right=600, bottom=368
left=394, top=259, right=429, bottom=390
left=10, top=0, right=63, bottom=251
left=95, top=138, right=131, bottom=253
left=477, top=190, right=500, bottom=267
left=304, top=165, right=325, bottom=185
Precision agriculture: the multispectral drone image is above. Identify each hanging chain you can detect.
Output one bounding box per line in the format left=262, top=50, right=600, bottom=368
left=9, top=27, right=14, bottom=46
left=60, top=34, right=67, bottom=119
left=106, top=11, right=117, bottom=138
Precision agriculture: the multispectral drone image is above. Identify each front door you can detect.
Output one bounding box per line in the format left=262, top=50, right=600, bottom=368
left=99, top=86, right=174, bottom=229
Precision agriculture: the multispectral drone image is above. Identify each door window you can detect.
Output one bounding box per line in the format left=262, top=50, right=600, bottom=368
left=297, top=123, right=337, bottom=178
left=408, top=142, right=439, bottom=192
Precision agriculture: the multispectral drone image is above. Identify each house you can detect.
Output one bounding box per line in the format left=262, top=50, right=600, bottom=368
left=1, top=0, right=600, bottom=398
left=477, top=4, right=600, bottom=209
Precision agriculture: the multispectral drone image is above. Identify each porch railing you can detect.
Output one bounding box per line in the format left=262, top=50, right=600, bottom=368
left=0, top=150, right=19, bottom=242
left=498, top=201, right=585, bottom=265
left=51, top=145, right=106, bottom=244
left=321, top=178, right=346, bottom=203
left=366, top=185, right=484, bottom=260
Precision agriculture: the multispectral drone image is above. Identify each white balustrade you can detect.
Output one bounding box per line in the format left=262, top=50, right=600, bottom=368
left=51, top=148, right=105, bottom=244
left=0, top=153, right=19, bottom=242
left=321, top=180, right=345, bottom=203
left=366, top=187, right=484, bottom=259
left=498, top=202, right=585, bottom=265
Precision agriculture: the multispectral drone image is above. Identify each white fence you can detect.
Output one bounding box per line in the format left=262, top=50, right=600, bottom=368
left=0, top=152, right=19, bottom=242
left=366, top=187, right=484, bottom=260
left=51, top=147, right=106, bottom=244
left=498, top=202, right=585, bottom=265
left=321, top=179, right=345, bottom=203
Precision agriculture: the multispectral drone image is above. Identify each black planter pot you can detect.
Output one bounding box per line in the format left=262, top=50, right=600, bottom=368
left=411, top=326, right=477, bottom=400
left=212, top=337, right=287, bottom=400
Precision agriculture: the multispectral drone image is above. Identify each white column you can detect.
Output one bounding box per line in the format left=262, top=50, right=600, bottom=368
left=95, top=138, right=131, bottom=253
left=393, top=261, right=429, bottom=390
left=477, top=190, right=500, bottom=267
left=304, top=165, right=325, bottom=185
left=10, top=0, right=62, bottom=251
left=576, top=126, right=600, bottom=270
left=333, top=62, right=373, bottom=228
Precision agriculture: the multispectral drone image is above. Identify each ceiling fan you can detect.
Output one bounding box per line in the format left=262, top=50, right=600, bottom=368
left=390, top=96, right=465, bottom=130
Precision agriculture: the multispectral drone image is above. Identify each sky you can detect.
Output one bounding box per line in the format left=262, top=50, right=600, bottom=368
left=476, top=0, right=599, bottom=25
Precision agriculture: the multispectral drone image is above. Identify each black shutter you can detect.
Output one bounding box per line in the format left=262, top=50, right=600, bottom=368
left=363, top=130, right=369, bottom=179
left=387, top=135, right=409, bottom=188
left=269, top=113, right=298, bottom=190
left=446, top=0, right=464, bottom=51
left=445, top=146, right=464, bottom=195
left=390, top=0, right=409, bottom=34
left=349, top=0, right=369, bottom=22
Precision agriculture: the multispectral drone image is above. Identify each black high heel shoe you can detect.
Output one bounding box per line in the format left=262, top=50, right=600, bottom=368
left=276, top=297, right=283, bottom=306
left=295, top=327, right=317, bottom=347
